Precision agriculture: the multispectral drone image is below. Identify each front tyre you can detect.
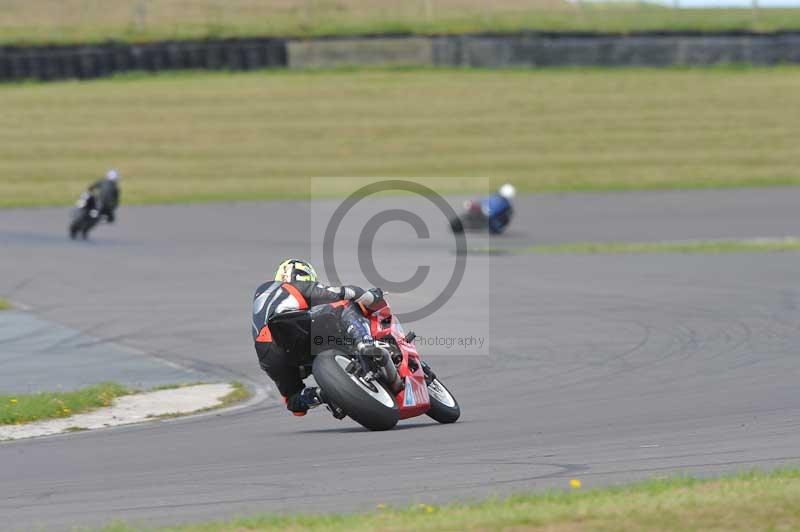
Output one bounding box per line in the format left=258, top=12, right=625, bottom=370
left=449, top=216, right=464, bottom=234
left=69, top=209, right=86, bottom=239
left=426, top=378, right=460, bottom=424
left=312, top=351, right=399, bottom=431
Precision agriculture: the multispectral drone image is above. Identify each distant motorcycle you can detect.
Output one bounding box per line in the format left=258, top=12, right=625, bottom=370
left=69, top=192, right=101, bottom=240
left=269, top=297, right=460, bottom=431
left=449, top=199, right=489, bottom=233
left=450, top=184, right=515, bottom=234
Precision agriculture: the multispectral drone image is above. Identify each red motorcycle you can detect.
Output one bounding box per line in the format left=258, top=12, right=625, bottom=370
left=269, top=298, right=460, bottom=431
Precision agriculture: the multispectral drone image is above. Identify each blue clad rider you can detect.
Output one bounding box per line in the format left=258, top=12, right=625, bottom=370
left=480, top=183, right=515, bottom=234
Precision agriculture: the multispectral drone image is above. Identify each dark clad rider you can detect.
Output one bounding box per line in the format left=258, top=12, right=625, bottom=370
left=88, top=169, right=121, bottom=223
left=252, top=259, right=385, bottom=416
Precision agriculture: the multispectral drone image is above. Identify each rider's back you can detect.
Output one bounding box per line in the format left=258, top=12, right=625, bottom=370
left=252, top=280, right=347, bottom=342
left=480, top=193, right=513, bottom=234
left=90, top=179, right=119, bottom=210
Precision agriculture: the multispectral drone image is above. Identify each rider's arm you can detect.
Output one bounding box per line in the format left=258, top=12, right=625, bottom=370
left=294, top=282, right=376, bottom=307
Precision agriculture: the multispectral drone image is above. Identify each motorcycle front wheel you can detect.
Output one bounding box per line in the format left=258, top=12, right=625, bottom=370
left=312, top=350, right=399, bottom=431
left=426, top=377, right=460, bottom=424
left=69, top=211, right=89, bottom=239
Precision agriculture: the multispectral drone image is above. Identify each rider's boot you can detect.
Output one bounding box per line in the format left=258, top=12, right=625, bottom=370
left=342, top=307, right=384, bottom=359
left=299, top=386, right=324, bottom=409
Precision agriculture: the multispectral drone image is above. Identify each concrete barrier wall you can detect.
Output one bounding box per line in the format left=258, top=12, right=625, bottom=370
left=287, top=37, right=432, bottom=68
left=289, top=33, right=800, bottom=69
left=431, top=33, right=800, bottom=67
left=3, top=32, right=800, bottom=82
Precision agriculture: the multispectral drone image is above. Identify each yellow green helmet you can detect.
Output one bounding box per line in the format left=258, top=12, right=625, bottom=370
left=274, top=259, right=318, bottom=283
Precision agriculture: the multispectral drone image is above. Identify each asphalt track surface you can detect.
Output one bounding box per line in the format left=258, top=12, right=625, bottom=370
left=2, top=188, right=800, bottom=530
left=0, top=311, right=202, bottom=394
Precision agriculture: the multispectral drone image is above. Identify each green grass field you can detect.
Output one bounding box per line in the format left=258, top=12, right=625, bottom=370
left=100, top=469, right=800, bottom=531
left=1, top=1, right=800, bottom=45
left=2, top=67, right=800, bottom=208
left=0, top=299, right=11, bottom=310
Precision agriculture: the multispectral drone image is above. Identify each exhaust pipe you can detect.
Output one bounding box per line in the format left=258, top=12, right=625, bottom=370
left=375, top=344, right=403, bottom=394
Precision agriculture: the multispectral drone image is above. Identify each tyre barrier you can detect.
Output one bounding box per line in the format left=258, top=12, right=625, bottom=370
left=0, top=38, right=287, bottom=82
left=3, top=32, right=800, bottom=82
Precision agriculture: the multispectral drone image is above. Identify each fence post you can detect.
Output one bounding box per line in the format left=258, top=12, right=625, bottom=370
left=134, top=0, right=148, bottom=31
left=751, top=0, right=760, bottom=28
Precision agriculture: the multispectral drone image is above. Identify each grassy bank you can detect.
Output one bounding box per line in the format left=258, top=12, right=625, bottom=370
left=2, top=1, right=800, bottom=45
left=0, top=299, right=11, bottom=311
left=0, top=382, right=130, bottom=424
left=482, top=238, right=800, bottom=255
left=101, top=469, right=800, bottom=531
left=3, top=67, right=800, bottom=208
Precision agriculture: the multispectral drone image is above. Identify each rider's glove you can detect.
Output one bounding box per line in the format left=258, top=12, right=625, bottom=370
left=354, top=288, right=383, bottom=307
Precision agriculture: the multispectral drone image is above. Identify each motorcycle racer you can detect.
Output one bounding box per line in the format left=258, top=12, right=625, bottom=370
left=88, top=169, right=121, bottom=223
left=483, top=183, right=515, bottom=234
left=450, top=183, right=516, bottom=234
left=252, top=259, right=385, bottom=416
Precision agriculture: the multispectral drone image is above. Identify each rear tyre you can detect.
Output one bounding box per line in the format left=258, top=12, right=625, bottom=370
left=426, top=378, right=460, bottom=424
left=313, top=350, right=399, bottom=431
left=449, top=216, right=464, bottom=234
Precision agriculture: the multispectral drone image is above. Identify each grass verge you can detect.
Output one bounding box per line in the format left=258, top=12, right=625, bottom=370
left=0, top=381, right=250, bottom=425
left=216, top=381, right=251, bottom=408
left=148, top=382, right=252, bottom=420
left=0, top=382, right=130, bottom=425
left=3, top=67, right=800, bottom=208
left=99, top=468, right=800, bottom=531
left=484, top=237, right=800, bottom=255
left=3, top=1, right=800, bottom=45
left=0, top=299, right=11, bottom=311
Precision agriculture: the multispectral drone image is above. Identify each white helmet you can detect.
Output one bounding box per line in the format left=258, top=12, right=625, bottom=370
left=498, top=183, right=516, bottom=200
left=106, top=169, right=119, bottom=181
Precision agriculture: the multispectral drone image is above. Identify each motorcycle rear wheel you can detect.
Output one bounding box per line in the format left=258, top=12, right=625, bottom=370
left=313, top=350, right=399, bottom=431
